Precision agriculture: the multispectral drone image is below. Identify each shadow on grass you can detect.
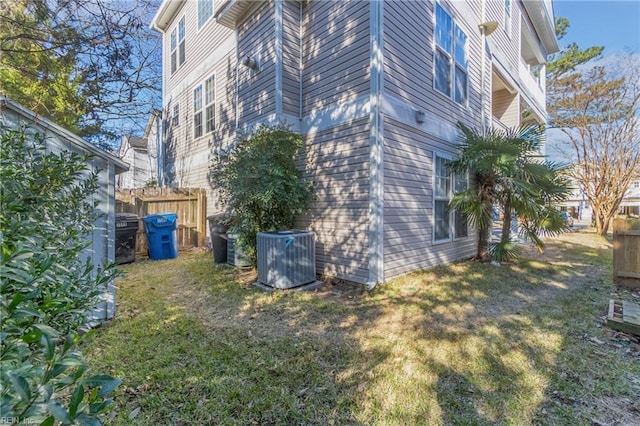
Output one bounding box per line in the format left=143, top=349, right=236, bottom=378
left=85, top=232, right=639, bottom=425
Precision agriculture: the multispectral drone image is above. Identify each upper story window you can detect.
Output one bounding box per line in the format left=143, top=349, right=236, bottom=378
left=434, top=4, right=468, bottom=106
left=198, top=0, right=214, bottom=29
left=504, top=0, right=512, bottom=37
left=204, top=74, right=215, bottom=133
left=434, top=154, right=468, bottom=242
left=193, top=85, right=203, bottom=138
left=170, top=16, right=186, bottom=75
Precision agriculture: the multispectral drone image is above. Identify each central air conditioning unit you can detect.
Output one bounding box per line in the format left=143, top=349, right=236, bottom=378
left=257, top=230, right=315, bottom=289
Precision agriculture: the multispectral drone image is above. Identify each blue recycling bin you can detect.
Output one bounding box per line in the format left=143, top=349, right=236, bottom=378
left=143, top=213, right=178, bottom=260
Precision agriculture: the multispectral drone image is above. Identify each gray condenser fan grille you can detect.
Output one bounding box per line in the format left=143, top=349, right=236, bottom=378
left=257, top=231, right=315, bottom=289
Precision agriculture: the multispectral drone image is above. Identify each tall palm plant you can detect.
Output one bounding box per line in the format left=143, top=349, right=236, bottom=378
left=448, top=123, right=571, bottom=262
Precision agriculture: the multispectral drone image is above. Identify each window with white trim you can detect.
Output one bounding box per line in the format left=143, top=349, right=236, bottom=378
left=204, top=74, right=215, bottom=133
left=453, top=173, right=468, bottom=238
left=504, top=0, right=512, bottom=37
left=198, top=0, right=214, bottom=29
left=170, top=16, right=186, bottom=75
left=434, top=154, right=469, bottom=241
left=434, top=3, right=468, bottom=105
left=193, top=85, right=203, bottom=138
left=172, top=103, right=179, bottom=126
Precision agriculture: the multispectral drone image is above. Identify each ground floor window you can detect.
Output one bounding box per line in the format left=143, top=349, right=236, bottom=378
left=434, top=154, right=468, bottom=241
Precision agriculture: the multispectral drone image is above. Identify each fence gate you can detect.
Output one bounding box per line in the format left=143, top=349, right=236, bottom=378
left=116, top=188, right=207, bottom=257
left=613, top=217, right=640, bottom=289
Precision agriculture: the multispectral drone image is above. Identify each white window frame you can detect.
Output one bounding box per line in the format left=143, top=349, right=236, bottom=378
left=170, top=16, right=186, bottom=75
left=433, top=153, right=469, bottom=243
left=204, top=74, right=215, bottom=133
left=172, top=103, right=180, bottom=126
left=453, top=172, right=469, bottom=239
left=504, top=0, right=512, bottom=38
left=193, top=84, right=203, bottom=139
left=434, top=3, right=468, bottom=106
left=197, top=0, right=214, bottom=30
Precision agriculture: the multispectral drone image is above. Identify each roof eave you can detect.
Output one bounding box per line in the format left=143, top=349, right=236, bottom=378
left=0, top=96, right=129, bottom=174
left=150, top=0, right=184, bottom=32
left=522, top=1, right=560, bottom=56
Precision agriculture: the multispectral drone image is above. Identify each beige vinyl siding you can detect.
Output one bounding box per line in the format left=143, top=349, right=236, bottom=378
left=302, top=0, right=369, bottom=116
left=486, top=0, right=521, bottom=74
left=383, top=0, right=482, bottom=129
left=383, top=117, right=476, bottom=280
left=164, top=1, right=235, bottom=96
left=163, top=50, right=237, bottom=218
left=282, top=0, right=301, bottom=118
left=492, top=89, right=520, bottom=127
left=237, top=1, right=276, bottom=124
left=295, top=119, right=371, bottom=284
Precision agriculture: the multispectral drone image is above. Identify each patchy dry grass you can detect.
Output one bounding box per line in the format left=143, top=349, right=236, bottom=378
left=85, top=231, right=640, bottom=425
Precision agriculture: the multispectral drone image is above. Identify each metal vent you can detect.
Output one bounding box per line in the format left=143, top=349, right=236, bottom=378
left=257, top=231, right=315, bottom=289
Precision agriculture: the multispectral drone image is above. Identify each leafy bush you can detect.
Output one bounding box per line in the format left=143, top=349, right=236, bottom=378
left=210, top=125, right=313, bottom=261
left=1, top=126, right=121, bottom=424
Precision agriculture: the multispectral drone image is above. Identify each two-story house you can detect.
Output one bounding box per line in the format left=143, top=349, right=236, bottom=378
left=116, top=110, right=162, bottom=189
left=150, top=0, right=559, bottom=287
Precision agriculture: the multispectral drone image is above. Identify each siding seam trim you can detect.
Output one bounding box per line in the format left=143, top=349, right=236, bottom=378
left=275, top=0, right=283, bottom=117
left=368, top=0, right=384, bottom=288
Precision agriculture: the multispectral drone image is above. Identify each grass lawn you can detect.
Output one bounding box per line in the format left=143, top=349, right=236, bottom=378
left=85, top=230, right=640, bottom=425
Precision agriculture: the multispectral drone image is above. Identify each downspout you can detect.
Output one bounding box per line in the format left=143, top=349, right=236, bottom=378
left=299, top=0, right=303, bottom=122
left=367, top=0, right=384, bottom=290
left=480, top=0, right=487, bottom=134
left=234, top=29, right=240, bottom=144
left=275, top=0, right=283, bottom=120
left=156, top=113, right=162, bottom=186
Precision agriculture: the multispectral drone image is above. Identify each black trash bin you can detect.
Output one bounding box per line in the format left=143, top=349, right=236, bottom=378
left=115, top=213, right=139, bottom=264
left=208, top=214, right=230, bottom=264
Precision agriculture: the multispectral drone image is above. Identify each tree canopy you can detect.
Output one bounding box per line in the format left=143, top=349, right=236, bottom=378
left=546, top=17, right=640, bottom=235
left=0, top=0, right=161, bottom=148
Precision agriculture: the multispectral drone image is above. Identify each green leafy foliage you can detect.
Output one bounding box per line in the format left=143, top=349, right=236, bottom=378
left=488, top=239, right=522, bottom=263
left=448, top=123, right=571, bottom=261
left=0, top=126, right=121, bottom=423
left=210, top=125, right=313, bottom=261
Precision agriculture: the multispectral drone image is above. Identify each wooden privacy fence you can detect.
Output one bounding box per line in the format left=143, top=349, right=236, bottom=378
left=613, top=217, right=640, bottom=289
left=116, top=188, right=207, bottom=257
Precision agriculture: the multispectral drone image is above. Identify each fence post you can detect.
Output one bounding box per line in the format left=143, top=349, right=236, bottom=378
left=613, top=216, right=640, bottom=289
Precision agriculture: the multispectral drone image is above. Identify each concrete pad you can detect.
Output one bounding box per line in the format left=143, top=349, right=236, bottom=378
left=253, top=280, right=324, bottom=292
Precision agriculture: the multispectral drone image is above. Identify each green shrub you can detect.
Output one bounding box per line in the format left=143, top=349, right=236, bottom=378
left=210, top=125, right=313, bottom=261
left=0, top=126, right=120, bottom=424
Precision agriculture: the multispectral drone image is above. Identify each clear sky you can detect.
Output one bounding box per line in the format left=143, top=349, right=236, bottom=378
left=553, top=0, right=640, bottom=54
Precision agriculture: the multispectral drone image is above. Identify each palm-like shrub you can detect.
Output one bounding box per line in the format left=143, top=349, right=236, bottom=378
left=448, top=123, right=570, bottom=261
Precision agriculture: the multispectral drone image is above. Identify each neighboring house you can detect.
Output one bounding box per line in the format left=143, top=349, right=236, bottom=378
left=561, top=178, right=640, bottom=221
left=150, top=0, right=558, bottom=286
left=620, top=179, right=640, bottom=217
left=117, top=110, right=162, bottom=188
left=0, top=96, right=129, bottom=321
